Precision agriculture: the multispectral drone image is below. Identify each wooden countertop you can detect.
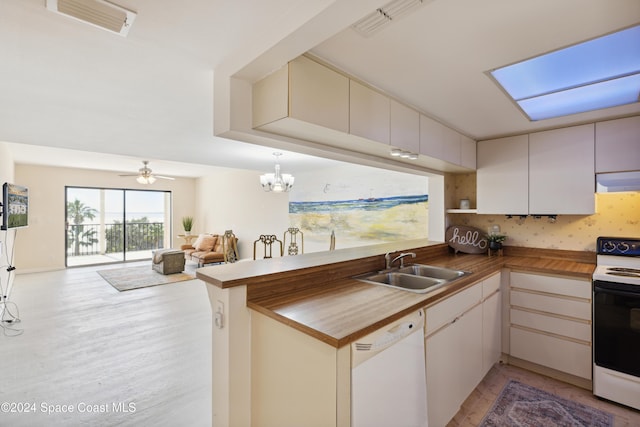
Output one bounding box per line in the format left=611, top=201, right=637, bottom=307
left=195, top=238, right=440, bottom=288
left=196, top=243, right=595, bottom=349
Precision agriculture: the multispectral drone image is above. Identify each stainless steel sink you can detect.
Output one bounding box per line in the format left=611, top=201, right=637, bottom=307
left=356, top=272, right=447, bottom=293
left=355, top=264, right=470, bottom=293
left=398, top=264, right=469, bottom=281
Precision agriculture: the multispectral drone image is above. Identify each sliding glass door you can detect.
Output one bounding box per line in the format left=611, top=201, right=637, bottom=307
left=66, top=187, right=171, bottom=267
left=123, top=190, right=170, bottom=261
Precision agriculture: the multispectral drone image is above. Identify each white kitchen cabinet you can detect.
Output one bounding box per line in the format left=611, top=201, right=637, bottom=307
left=426, top=301, right=483, bottom=427
left=251, top=311, right=351, bottom=427
left=509, top=271, right=592, bottom=381
left=349, top=80, right=390, bottom=144
left=253, top=54, right=476, bottom=173
left=425, top=281, right=482, bottom=334
left=595, top=115, right=640, bottom=173
left=390, top=99, right=419, bottom=153
left=482, top=273, right=502, bottom=376
left=252, top=55, right=349, bottom=133
left=529, top=124, right=595, bottom=214
left=419, top=114, right=475, bottom=169
left=460, top=134, right=477, bottom=169
left=425, top=275, right=501, bottom=427
left=477, top=134, right=529, bottom=214
left=477, top=125, right=595, bottom=215
left=419, top=114, right=445, bottom=159
left=510, top=328, right=592, bottom=379
left=441, top=125, right=462, bottom=165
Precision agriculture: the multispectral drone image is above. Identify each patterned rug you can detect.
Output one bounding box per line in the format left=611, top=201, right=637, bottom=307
left=479, top=380, right=613, bottom=427
left=97, top=265, right=195, bottom=291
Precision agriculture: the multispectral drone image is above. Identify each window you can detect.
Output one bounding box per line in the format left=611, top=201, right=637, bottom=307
left=490, top=25, right=640, bottom=121
left=65, top=187, right=171, bottom=266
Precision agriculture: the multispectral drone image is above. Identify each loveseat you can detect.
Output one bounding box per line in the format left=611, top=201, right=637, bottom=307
left=181, top=233, right=238, bottom=267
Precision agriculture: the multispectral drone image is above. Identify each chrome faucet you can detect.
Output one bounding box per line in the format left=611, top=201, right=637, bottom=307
left=384, top=251, right=416, bottom=269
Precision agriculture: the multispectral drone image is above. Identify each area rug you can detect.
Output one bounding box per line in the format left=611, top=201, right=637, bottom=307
left=479, top=380, right=613, bottom=427
left=97, top=265, right=195, bottom=292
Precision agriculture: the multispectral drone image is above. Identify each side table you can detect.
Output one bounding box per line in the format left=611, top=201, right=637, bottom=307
left=178, top=234, right=197, bottom=245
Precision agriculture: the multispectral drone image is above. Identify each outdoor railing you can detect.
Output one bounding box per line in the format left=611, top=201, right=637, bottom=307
left=67, top=222, right=165, bottom=257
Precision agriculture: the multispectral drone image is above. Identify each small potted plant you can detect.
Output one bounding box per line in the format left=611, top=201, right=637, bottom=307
left=487, top=233, right=506, bottom=250
left=182, top=216, right=194, bottom=235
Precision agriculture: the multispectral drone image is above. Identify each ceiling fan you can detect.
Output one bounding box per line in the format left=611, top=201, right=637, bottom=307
left=120, top=160, right=175, bottom=184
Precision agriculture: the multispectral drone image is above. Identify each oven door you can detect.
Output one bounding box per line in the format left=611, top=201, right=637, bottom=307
left=593, top=280, right=640, bottom=378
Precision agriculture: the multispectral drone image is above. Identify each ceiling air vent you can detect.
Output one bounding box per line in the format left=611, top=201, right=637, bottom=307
left=352, top=0, right=425, bottom=37
left=46, top=0, right=137, bottom=37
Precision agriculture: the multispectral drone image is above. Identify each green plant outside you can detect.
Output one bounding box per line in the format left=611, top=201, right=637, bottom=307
left=66, top=199, right=98, bottom=256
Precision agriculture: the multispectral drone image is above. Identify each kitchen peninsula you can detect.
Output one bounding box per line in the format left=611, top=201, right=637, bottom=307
left=196, top=239, right=595, bottom=427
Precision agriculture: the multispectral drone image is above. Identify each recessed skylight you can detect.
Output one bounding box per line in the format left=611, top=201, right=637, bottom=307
left=490, top=25, right=640, bottom=121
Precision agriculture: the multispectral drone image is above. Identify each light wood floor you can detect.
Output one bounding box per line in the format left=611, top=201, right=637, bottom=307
left=0, top=261, right=211, bottom=426
left=450, top=362, right=640, bottom=427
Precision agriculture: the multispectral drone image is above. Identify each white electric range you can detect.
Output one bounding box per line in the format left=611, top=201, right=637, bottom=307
left=592, top=236, right=640, bottom=411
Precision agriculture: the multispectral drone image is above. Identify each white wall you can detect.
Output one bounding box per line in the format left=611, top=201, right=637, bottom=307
left=14, top=164, right=196, bottom=272
left=0, top=142, right=15, bottom=183
left=195, top=168, right=289, bottom=260
left=0, top=142, right=16, bottom=295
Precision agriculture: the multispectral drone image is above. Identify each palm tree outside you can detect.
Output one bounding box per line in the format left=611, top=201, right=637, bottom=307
left=65, top=187, right=170, bottom=265
left=67, top=198, right=99, bottom=256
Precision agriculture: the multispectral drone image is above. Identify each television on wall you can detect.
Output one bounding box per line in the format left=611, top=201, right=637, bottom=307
left=1, top=183, right=29, bottom=230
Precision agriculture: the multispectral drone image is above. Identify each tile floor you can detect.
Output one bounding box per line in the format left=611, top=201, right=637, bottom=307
left=450, top=362, right=640, bottom=426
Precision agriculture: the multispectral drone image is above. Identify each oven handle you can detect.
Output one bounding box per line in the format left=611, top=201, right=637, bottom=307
left=594, top=285, right=640, bottom=298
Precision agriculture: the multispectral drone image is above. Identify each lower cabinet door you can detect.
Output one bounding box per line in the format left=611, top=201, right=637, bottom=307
left=482, top=291, right=502, bottom=376
left=510, top=327, right=592, bottom=379
left=426, top=304, right=483, bottom=427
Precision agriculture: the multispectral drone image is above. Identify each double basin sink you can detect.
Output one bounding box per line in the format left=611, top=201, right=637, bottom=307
left=355, top=264, right=470, bottom=293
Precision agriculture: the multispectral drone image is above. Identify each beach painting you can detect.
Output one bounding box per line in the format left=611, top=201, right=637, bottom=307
left=289, top=194, right=428, bottom=251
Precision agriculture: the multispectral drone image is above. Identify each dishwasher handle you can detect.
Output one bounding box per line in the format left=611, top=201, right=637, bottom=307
left=353, top=311, right=424, bottom=354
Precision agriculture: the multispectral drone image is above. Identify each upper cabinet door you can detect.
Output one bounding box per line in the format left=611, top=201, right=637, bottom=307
left=529, top=124, right=595, bottom=215
left=477, top=135, right=529, bottom=214
left=460, top=134, right=476, bottom=170
left=349, top=80, right=390, bottom=144
left=390, top=99, right=419, bottom=153
left=253, top=55, right=477, bottom=173
left=289, top=56, right=350, bottom=133
left=440, top=125, right=461, bottom=165
left=420, top=114, right=461, bottom=164
left=595, top=116, right=640, bottom=173
left=419, top=114, right=445, bottom=159
left=252, top=56, right=350, bottom=133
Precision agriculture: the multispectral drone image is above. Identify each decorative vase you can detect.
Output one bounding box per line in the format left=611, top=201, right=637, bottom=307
left=489, top=241, right=502, bottom=250
left=185, top=231, right=191, bottom=236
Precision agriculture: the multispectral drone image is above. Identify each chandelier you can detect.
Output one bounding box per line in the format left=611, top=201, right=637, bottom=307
left=260, top=152, right=295, bottom=192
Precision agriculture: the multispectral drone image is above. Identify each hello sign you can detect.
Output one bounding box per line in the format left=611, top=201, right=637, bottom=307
left=445, top=225, right=488, bottom=254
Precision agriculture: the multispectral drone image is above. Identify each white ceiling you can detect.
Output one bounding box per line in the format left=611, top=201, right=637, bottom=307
left=1, top=0, right=639, bottom=178
left=310, top=0, right=640, bottom=140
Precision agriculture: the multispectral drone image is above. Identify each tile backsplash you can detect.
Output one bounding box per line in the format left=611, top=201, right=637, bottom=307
left=447, top=173, right=639, bottom=252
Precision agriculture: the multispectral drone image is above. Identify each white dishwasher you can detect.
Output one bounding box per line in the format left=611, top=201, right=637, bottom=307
left=351, top=309, right=428, bottom=427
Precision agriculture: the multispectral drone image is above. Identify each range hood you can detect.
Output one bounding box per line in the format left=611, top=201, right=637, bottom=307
left=596, top=171, right=640, bottom=192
